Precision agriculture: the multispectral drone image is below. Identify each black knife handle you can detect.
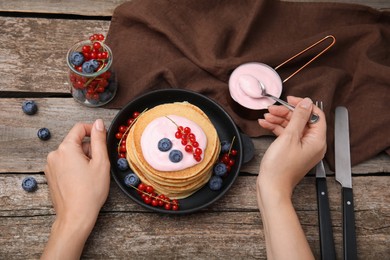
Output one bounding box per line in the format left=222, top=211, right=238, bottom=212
left=342, top=187, right=358, bottom=260
left=316, top=178, right=336, bottom=260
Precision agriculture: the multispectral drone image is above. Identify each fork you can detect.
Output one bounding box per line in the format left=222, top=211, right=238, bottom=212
left=315, top=101, right=336, bottom=260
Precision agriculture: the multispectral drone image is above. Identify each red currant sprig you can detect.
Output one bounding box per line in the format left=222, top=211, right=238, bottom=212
left=81, top=38, right=109, bottom=65
left=220, top=136, right=238, bottom=173
left=174, top=125, right=203, bottom=162
left=115, top=109, right=147, bottom=158
left=135, top=183, right=179, bottom=211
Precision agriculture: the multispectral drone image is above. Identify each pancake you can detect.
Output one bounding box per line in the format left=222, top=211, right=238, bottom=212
left=126, top=102, right=220, bottom=199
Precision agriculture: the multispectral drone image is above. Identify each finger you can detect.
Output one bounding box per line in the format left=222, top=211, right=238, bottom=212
left=264, top=113, right=289, bottom=128
left=267, top=105, right=292, bottom=121
left=82, top=142, right=92, bottom=158
left=286, top=96, right=303, bottom=106
left=62, top=123, right=93, bottom=145
left=258, top=119, right=285, bottom=136
left=284, top=97, right=313, bottom=136
left=309, top=103, right=327, bottom=140
left=90, top=119, right=110, bottom=167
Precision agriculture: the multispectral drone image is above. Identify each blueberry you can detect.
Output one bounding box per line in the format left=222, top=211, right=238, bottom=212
left=99, top=90, right=113, bottom=103
left=22, top=100, right=38, bottom=115
left=158, top=138, right=172, bottom=152
left=213, top=162, right=227, bottom=177
left=220, top=141, right=231, bottom=154
left=169, top=150, right=183, bottom=163
left=37, top=128, right=51, bottom=141
left=90, top=59, right=99, bottom=70
left=208, top=176, right=223, bottom=191
left=124, top=173, right=140, bottom=187
left=117, top=158, right=129, bottom=171
left=82, top=60, right=96, bottom=74
left=69, top=52, right=84, bottom=66
left=87, top=98, right=100, bottom=106
left=22, top=177, right=38, bottom=192
left=73, top=89, right=86, bottom=102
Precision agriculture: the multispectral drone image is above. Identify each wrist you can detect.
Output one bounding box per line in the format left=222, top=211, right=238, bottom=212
left=256, top=175, right=293, bottom=209
left=42, top=213, right=97, bottom=259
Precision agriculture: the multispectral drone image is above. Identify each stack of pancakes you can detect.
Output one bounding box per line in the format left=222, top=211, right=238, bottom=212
left=126, top=102, right=220, bottom=199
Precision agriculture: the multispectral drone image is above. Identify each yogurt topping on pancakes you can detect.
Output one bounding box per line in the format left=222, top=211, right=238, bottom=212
left=229, top=62, right=283, bottom=110
left=141, top=115, right=207, bottom=171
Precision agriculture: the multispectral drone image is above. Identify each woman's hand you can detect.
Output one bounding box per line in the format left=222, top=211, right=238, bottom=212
left=258, top=96, right=326, bottom=198
left=256, top=97, right=326, bottom=260
left=42, top=119, right=110, bottom=260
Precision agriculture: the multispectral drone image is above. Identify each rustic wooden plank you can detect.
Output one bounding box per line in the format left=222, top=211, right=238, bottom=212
left=0, top=0, right=127, bottom=16
left=0, top=98, right=118, bottom=172
left=0, top=17, right=110, bottom=93
left=0, top=98, right=389, bottom=173
left=0, top=0, right=388, bottom=16
left=0, top=174, right=389, bottom=259
left=2, top=173, right=389, bottom=217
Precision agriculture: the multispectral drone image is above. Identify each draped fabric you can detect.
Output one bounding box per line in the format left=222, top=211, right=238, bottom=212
left=105, top=0, right=390, bottom=169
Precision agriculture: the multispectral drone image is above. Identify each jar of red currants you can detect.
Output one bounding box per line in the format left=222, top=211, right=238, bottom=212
left=66, top=35, right=117, bottom=107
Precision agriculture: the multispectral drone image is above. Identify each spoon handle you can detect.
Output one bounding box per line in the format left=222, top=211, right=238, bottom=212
left=266, top=94, right=319, bottom=124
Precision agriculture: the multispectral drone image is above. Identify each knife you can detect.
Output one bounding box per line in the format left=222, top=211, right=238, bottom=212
left=316, top=154, right=336, bottom=260
left=315, top=101, right=336, bottom=260
left=335, top=106, right=357, bottom=260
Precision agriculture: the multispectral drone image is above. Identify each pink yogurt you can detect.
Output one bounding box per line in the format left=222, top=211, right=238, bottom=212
left=229, top=62, right=283, bottom=110
left=140, top=115, right=207, bottom=172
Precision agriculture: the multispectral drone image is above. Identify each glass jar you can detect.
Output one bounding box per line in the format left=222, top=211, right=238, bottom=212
left=66, top=40, right=117, bottom=107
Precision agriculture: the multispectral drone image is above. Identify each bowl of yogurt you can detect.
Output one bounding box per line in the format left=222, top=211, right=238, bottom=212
left=228, top=62, right=283, bottom=119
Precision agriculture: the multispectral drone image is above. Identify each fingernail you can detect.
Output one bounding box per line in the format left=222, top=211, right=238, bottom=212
left=95, top=119, right=105, bottom=132
left=299, top=98, right=313, bottom=110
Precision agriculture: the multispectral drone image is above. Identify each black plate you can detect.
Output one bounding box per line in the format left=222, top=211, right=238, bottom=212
left=107, top=89, right=243, bottom=214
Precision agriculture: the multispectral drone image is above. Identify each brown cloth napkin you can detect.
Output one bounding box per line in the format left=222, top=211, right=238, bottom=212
left=105, top=0, right=390, bottom=170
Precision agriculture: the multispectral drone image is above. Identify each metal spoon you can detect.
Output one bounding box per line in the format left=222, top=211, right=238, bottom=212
left=258, top=81, right=319, bottom=124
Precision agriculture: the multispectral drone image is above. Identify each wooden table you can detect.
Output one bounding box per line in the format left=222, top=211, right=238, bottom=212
left=1, top=1, right=389, bottom=259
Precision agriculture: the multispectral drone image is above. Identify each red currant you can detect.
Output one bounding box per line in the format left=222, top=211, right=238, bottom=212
left=194, top=148, right=202, bottom=155
left=119, top=153, right=126, bottom=158
left=118, top=125, right=127, bottom=133
left=138, top=183, right=146, bottom=190
left=144, top=196, right=152, bottom=204
left=119, top=145, right=126, bottom=153
left=164, top=203, right=172, bottom=210
left=222, top=154, right=230, bottom=164
left=183, top=127, right=191, bottom=134
left=98, top=34, right=105, bottom=40
left=133, top=111, right=140, bottom=118
left=172, top=204, right=179, bottom=211
left=145, top=185, right=154, bottom=194
left=93, top=42, right=101, bottom=50
left=228, top=159, right=235, bottom=166
left=192, top=141, right=199, bottom=148
left=115, top=132, right=123, bottom=139
left=151, top=199, right=159, bottom=207
left=185, top=145, right=193, bottom=152
left=231, top=149, right=238, bottom=156
left=175, top=131, right=182, bottom=139
left=96, top=86, right=105, bottom=93
left=127, top=118, right=134, bottom=126
left=101, top=51, right=108, bottom=59
left=194, top=155, right=201, bottom=162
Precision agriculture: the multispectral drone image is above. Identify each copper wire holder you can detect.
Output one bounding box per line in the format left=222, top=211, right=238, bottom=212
left=274, top=35, right=336, bottom=83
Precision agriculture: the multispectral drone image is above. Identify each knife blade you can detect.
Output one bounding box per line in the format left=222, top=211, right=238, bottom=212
left=316, top=159, right=336, bottom=260
left=335, top=106, right=357, bottom=260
